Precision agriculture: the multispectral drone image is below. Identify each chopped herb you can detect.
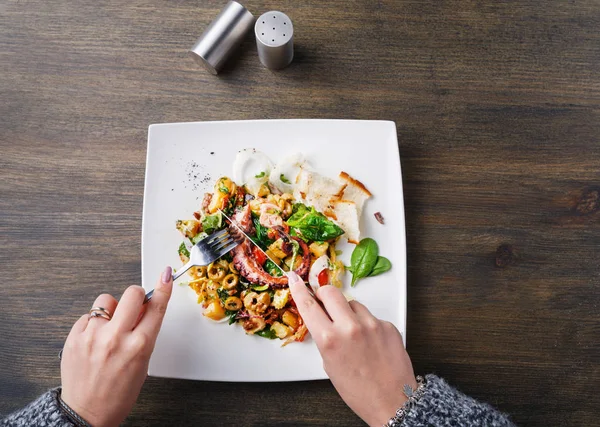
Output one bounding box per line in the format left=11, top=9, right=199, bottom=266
left=255, top=171, right=266, bottom=178
left=225, top=310, right=238, bottom=325
left=222, top=196, right=236, bottom=217
left=280, top=174, right=291, bottom=184
left=217, top=288, right=229, bottom=304
left=264, top=259, right=282, bottom=277
left=219, top=185, right=229, bottom=194
left=255, top=326, right=277, bottom=339
left=178, top=242, right=190, bottom=258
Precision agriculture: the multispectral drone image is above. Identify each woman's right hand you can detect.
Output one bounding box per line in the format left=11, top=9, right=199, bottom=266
left=287, top=271, right=417, bottom=427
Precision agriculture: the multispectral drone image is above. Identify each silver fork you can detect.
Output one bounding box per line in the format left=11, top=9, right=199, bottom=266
left=144, top=228, right=241, bottom=303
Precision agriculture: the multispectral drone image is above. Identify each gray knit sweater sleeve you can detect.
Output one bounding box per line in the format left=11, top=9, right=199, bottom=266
left=1, top=376, right=514, bottom=426
left=401, top=375, right=515, bottom=427
left=0, top=388, right=74, bottom=427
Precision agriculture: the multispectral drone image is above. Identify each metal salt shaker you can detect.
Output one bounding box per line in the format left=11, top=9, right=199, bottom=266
left=254, top=11, right=294, bottom=70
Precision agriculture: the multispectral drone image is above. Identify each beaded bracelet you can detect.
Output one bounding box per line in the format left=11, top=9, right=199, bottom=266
left=383, top=375, right=426, bottom=427
left=57, top=390, right=92, bottom=427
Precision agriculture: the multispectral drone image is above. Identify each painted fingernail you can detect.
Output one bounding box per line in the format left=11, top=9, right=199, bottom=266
left=161, top=266, right=172, bottom=284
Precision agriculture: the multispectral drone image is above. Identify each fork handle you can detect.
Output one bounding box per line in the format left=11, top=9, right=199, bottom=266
left=144, top=260, right=193, bottom=303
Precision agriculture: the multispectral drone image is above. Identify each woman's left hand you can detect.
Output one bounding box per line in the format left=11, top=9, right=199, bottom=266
left=59, top=266, right=173, bottom=427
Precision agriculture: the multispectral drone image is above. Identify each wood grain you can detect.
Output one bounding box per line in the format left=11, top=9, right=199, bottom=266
left=1, top=0, right=599, bottom=425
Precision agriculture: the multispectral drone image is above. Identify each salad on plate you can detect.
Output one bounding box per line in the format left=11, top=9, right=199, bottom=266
left=175, top=149, right=386, bottom=345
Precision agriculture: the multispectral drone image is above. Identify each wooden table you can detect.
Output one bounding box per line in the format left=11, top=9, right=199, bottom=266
left=2, top=0, right=599, bottom=425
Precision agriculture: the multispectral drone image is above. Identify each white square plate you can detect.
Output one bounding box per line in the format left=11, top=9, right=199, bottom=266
left=142, top=119, right=406, bottom=382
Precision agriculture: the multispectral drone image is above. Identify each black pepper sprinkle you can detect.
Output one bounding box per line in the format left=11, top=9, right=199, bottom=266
left=210, top=152, right=215, bottom=155
left=183, top=161, right=212, bottom=192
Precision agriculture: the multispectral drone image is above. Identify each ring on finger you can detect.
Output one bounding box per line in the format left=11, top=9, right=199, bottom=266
left=88, top=306, right=112, bottom=320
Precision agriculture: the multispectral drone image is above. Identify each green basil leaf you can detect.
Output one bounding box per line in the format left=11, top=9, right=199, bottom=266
left=289, top=227, right=309, bottom=243
left=280, top=174, right=291, bottom=184
left=350, top=238, right=379, bottom=286
left=287, top=203, right=309, bottom=223
left=286, top=205, right=345, bottom=242
left=290, top=203, right=308, bottom=216
left=178, top=242, right=190, bottom=258
left=251, top=214, right=274, bottom=249
left=369, top=256, right=392, bottom=277
left=255, top=171, right=266, bottom=178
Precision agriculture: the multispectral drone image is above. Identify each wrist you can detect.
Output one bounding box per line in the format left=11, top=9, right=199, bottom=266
left=57, top=389, right=93, bottom=427
left=379, top=375, right=425, bottom=427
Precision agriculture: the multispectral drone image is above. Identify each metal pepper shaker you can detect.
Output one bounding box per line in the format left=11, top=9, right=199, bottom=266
left=189, top=1, right=255, bottom=75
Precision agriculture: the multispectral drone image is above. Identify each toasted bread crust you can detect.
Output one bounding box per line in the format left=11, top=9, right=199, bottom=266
left=339, top=171, right=372, bottom=197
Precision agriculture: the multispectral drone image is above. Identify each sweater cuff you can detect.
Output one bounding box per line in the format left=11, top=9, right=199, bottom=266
left=1, top=387, right=75, bottom=427
left=400, top=375, right=515, bottom=427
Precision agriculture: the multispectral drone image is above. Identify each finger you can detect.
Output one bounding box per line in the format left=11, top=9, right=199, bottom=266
left=316, top=285, right=355, bottom=323
left=286, top=272, right=331, bottom=335
left=134, top=304, right=148, bottom=329
left=86, top=294, right=118, bottom=331
left=69, top=313, right=90, bottom=335
left=135, top=266, right=173, bottom=342
left=348, top=300, right=376, bottom=322
left=111, top=286, right=146, bottom=331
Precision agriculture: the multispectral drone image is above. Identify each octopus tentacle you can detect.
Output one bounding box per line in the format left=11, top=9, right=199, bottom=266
left=232, top=227, right=311, bottom=288
left=232, top=241, right=288, bottom=287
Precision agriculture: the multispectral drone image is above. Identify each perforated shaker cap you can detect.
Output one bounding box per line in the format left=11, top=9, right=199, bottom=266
left=189, top=1, right=255, bottom=75
left=255, top=11, right=294, bottom=70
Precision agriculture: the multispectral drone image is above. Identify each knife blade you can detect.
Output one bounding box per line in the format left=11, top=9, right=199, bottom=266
left=218, top=209, right=286, bottom=275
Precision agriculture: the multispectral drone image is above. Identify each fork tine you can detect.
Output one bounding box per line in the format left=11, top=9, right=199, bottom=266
left=202, top=228, right=228, bottom=245
left=215, top=241, right=240, bottom=259
left=196, top=230, right=228, bottom=250
left=211, top=236, right=236, bottom=253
